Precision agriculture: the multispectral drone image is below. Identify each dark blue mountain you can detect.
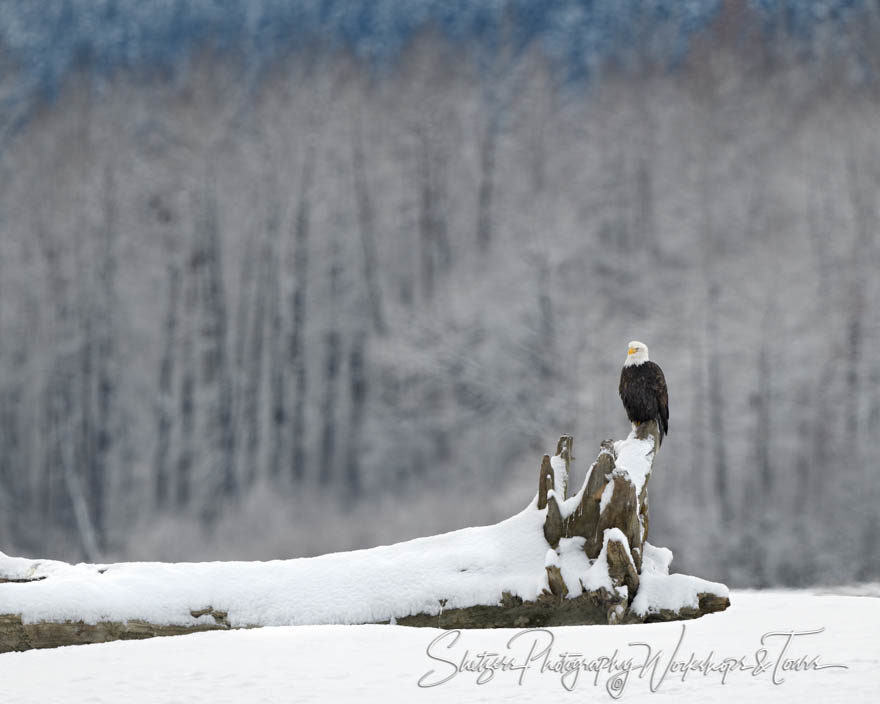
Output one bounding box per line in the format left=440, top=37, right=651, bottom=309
left=0, top=0, right=870, bottom=96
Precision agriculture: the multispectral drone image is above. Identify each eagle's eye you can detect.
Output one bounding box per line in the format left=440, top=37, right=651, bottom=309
left=628, top=347, right=637, bottom=355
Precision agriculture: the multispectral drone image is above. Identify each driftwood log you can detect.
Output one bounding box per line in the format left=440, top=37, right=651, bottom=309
left=0, top=422, right=728, bottom=653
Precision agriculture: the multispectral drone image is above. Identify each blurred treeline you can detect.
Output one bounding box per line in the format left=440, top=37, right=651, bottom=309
left=0, top=0, right=879, bottom=586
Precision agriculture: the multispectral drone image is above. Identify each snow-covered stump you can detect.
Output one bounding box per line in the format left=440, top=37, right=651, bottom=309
left=0, top=425, right=728, bottom=652
left=542, top=428, right=648, bottom=563
left=390, top=425, right=728, bottom=628
left=529, top=423, right=729, bottom=626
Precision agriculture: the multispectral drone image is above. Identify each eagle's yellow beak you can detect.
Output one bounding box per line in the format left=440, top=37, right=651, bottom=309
left=627, top=347, right=637, bottom=355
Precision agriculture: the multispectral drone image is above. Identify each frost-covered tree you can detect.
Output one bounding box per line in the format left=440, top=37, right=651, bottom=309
left=0, top=0, right=878, bottom=587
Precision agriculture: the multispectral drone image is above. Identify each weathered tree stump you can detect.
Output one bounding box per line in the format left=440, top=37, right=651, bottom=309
left=542, top=424, right=654, bottom=569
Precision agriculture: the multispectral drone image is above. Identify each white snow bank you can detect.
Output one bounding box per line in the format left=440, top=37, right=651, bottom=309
left=0, top=552, right=84, bottom=582
left=631, top=572, right=730, bottom=617
left=612, top=428, right=655, bottom=496
left=549, top=454, right=567, bottom=496
left=555, top=537, right=591, bottom=596
left=641, top=541, right=673, bottom=575
left=599, top=480, right=615, bottom=514
left=558, top=482, right=586, bottom=519
left=0, top=506, right=549, bottom=627
left=579, top=529, right=630, bottom=596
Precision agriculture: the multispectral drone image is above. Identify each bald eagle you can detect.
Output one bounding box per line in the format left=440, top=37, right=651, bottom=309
left=619, top=341, right=668, bottom=445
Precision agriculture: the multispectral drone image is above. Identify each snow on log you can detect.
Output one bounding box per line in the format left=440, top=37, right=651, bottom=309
left=0, top=423, right=729, bottom=652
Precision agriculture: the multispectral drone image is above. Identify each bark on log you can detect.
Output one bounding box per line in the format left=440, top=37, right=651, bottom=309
left=391, top=589, right=621, bottom=629
left=543, top=492, right=564, bottom=548
left=0, top=609, right=233, bottom=653
left=568, top=442, right=615, bottom=555
left=536, top=454, right=553, bottom=510
left=597, top=471, right=642, bottom=570
left=605, top=535, right=640, bottom=601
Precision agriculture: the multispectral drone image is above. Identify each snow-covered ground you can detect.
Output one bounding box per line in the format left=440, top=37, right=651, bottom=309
left=1, top=589, right=875, bottom=703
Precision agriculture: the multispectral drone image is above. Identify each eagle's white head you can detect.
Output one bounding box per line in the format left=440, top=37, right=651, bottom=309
left=624, top=340, right=649, bottom=367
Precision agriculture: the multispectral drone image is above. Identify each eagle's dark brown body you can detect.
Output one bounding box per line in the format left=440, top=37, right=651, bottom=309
left=619, top=361, right=669, bottom=441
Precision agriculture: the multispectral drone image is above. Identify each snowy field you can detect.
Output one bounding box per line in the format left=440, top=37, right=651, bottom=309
left=1, top=589, right=876, bottom=703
